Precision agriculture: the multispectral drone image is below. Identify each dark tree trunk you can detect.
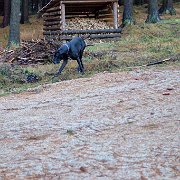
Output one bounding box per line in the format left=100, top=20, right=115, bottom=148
left=34, top=0, right=39, bottom=13
left=21, top=0, right=29, bottom=24
left=134, top=0, right=144, bottom=5
left=42, top=0, right=46, bottom=7
left=1, top=0, right=11, bottom=28
left=42, top=0, right=50, bottom=7
left=145, top=0, right=161, bottom=23
left=158, top=0, right=176, bottom=15
left=122, top=0, right=135, bottom=27
left=118, top=0, right=122, bottom=6
left=31, top=0, right=34, bottom=13
left=39, top=0, right=43, bottom=9
left=8, top=0, right=21, bottom=48
left=0, top=0, right=4, bottom=16
left=30, top=0, right=38, bottom=14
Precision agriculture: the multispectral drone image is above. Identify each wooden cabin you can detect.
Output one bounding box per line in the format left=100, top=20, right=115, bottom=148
left=38, top=0, right=121, bottom=40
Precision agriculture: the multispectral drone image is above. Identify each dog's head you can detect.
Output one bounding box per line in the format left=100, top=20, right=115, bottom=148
left=53, top=44, right=69, bottom=64
left=53, top=48, right=63, bottom=64
left=53, top=51, right=60, bottom=64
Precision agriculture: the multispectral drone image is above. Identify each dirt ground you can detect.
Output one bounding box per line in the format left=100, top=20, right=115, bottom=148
left=0, top=65, right=180, bottom=179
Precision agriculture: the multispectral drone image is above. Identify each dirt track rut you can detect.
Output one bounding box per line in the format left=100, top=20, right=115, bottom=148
left=0, top=66, right=180, bottom=179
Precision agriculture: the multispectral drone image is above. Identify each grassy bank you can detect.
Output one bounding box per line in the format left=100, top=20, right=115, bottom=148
left=0, top=3, right=180, bottom=96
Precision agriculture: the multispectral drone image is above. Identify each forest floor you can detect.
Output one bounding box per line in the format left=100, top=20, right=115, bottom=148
left=0, top=65, right=180, bottom=179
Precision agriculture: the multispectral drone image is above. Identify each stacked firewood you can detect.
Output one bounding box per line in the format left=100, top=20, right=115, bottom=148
left=66, top=18, right=112, bottom=30
left=0, top=39, right=59, bottom=65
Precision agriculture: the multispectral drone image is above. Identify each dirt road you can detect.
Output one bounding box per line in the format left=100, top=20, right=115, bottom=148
left=0, top=66, right=180, bottom=179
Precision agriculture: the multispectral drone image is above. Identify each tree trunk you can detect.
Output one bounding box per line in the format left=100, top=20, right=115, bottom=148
left=38, top=0, right=43, bottom=9
left=158, top=0, right=176, bottom=15
left=34, top=0, right=39, bottom=13
left=1, top=0, right=11, bottom=28
left=21, top=0, right=29, bottom=24
left=122, top=0, right=135, bottom=27
left=0, top=0, right=4, bottom=16
left=118, top=0, right=122, bottom=6
left=134, top=0, right=144, bottom=5
left=145, top=0, right=160, bottom=23
left=8, top=0, right=21, bottom=48
left=30, top=0, right=38, bottom=14
left=31, top=0, right=34, bottom=13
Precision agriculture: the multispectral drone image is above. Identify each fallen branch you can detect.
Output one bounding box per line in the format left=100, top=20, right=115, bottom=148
left=146, top=58, right=172, bottom=66
left=126, top=55, right=179, bottom=70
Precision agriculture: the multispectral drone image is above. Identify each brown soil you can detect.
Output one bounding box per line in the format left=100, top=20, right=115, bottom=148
left=0, top=66, right=180, bottom=179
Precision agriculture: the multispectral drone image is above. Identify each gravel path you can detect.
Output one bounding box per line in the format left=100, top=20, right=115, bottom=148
left=0, top=66, right=180, bottom=179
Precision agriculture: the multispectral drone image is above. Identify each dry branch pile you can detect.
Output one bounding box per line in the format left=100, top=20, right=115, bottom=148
left=66, top=18, right=112, bottom=30
left=0, top=39, right=59, bottom=65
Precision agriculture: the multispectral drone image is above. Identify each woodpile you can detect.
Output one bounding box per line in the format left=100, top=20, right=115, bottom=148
left=0, top=39, right=59, bottom=65
left=66, top=18, right=112, bottom=30
left=44, top=17, right=121, bottom=41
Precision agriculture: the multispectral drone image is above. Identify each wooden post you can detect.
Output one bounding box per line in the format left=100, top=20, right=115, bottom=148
left=61, top=3, right=65, bottom=30
left=113, top=2, right=118, bottom=29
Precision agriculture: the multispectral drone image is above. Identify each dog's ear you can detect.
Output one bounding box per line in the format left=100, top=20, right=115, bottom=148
left=59, top=46, right=68, bottom=54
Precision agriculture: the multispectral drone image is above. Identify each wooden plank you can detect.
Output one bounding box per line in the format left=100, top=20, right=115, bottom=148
left=62, top=29, right=122, bottom=35
left=61, top=3, right=66, bottom=30
left=38, top=0, right=58, bottom=13
left=62, top=0, right=118, bottom=3
left=62, top=0, right=117, bottom=1
left=44, top=16, right=60, bottom=21
left=48, top=34, right=120, bottom=40
left=98, top=14, right=113, bottom=18
left=39, top=0, right=118, bottom=13
left=43, top=11, right=61, bottom=17
left=46, top=6, right=61, bottom=13
left=113, top=2, right=118, bottom=29
left=90, top=34, right=121, bottom=39
left=43, top=28, right=122, bottom=35
left=45, top=33, right=121, bottom=41
left=43, top=26, right=61, bottom=31
left=102, top=18, right=114, bottom=22
left=44, top=21, right=60, bottom=26
left=65, top=11, right=95, bottom=15
left=66, top=15, right=95, bottom=19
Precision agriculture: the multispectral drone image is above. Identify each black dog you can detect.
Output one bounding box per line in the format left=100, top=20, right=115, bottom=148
left=53, top=36, right=87, bottom=76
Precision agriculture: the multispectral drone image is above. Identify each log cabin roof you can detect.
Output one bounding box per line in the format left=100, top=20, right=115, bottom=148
left=38, top=0, right=118, bottom=14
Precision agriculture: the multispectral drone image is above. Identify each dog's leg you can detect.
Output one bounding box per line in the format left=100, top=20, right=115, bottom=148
left=80, top=59, right=84, bottom=71
left=76, top=56, right=84, bottom=73
left=55, top=59, right=68, bottom=76
left=80, top=53, right=84, bottom=69
left=77, top=57, right=84, bottom=74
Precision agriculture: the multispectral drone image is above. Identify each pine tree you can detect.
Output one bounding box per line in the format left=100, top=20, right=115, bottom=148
left=145, top=0, right=161, bottom=23
left=8, top=0, right=21, bottom=48
left=122, top=0, right=135, bottom=27
left=1, top=0, right=11, bottom=28
left=159, top=0, right=176, bottom=15
left=21, top=0, right=29, bottom=24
